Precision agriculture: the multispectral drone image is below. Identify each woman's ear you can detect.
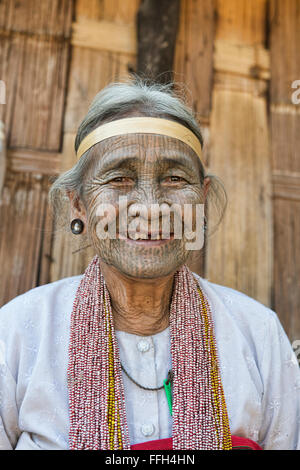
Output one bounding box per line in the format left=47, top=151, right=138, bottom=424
left=67, top=190, right=87, bottom=233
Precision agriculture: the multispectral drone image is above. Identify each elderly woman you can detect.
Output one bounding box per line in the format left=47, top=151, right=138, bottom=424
left=0, top=79, right=299, bottom=451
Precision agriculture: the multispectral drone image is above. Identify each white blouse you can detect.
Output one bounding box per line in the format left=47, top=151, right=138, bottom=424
left=0, top=273, right=299, bottom=450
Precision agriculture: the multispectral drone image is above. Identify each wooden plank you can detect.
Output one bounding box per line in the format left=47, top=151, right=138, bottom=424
left=60, top=132, right=76, bottom=172
left=8, top=148, right=60, bottom=175
left=0, top=121, right=6, bottom=197
left=0, top=35, right=24, bottom=140
left=214, top=40, right=270, bottom=80
left=272, top=172, right=300, bottom=201
left=273, top=198, right=300, bottom=342
left=216, top=0, right=267, bottom=45
left=36, top=192, right=55, bottom=287
left=271, top=110, right=300, bottom=174
left=75, top=0, right=140, bottom=23
left=66, top=0, right=139, bottom=134
left=0, top=173, right=52, bottom=306
left=63, top=46, right=126, bottom=134
left=136, top=0, right=180, bottom=84
left=0, top=1, right=73, bottom=302
left=270, top=0, right=300, bottom=104
left=271, top=104, right=300, bottom=115
left=206, top=90, right=272, bottom=306
left=270, top=0, right=300, bottom=338
left=9, top=35, right=70, bottom=151
left=75, top=0, right=104, bottom=20
left=174, top=0, right=215, bottom=118
left=206, top=0, right=272, bottom=305
left=97, top=0, right=140, bottom=24
left=0, top=0, right=73, bottom=37
left=214, top=72, right=268, bottom=96
left=0, top=1, right=73, bottom=153
left=71, top=19, right=136, bottom=55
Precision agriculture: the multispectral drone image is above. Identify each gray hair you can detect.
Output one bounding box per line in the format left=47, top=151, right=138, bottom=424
left=48, top=77, right=227, bottom=236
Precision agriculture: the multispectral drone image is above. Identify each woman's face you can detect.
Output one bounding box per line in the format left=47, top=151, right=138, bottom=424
left=81, top=133, right=207, bottom=279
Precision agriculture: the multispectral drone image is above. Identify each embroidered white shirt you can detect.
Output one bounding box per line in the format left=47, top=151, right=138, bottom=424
left=0, top=273, right=299, bottom=450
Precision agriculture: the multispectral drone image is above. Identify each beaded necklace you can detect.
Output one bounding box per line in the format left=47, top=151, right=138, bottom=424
left=68, top=255, right=232, bottom=450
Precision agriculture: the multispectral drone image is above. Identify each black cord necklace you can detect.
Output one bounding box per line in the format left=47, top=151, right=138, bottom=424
left=121, top=364, right=173, bottom=392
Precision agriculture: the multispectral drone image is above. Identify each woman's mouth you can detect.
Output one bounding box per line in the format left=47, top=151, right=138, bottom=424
left=118, top=232, right=175, bottom=246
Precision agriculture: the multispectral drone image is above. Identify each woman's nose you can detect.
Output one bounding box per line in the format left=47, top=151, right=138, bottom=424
left=135, top=180, right=163, bottom=205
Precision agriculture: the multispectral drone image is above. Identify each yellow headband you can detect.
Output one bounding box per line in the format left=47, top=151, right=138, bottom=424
left=76, top=117, right=203, bottom=162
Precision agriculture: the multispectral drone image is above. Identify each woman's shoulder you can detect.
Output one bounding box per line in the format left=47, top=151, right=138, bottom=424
left=0, top=275, right=83, bottom=325
left=192, top=273, right=290, bottom=364
left=0, top=275, right=83, bottom=383
left=192, top=272, right=277, bottom=325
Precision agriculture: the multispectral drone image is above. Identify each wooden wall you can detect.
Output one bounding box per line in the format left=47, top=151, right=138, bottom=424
left=270, top=0, right=300, bottom=342
left=0, top=0, right=299, bottom=343
left=0, top=0, right=72, bottom=302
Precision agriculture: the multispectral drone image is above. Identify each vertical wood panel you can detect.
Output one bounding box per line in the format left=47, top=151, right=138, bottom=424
left=0, top=0, right=73, bottom=36
left=270, top=0, right=300, bottom=104
left=0, top=35, right=24, bottom=139
left=270, top=0, right=300, bottom=340
left=216, top=0, right=267, bottom=45
left=271, top=110, right=300, bottom=174
left=75, top=0, right=139, bottom=23
left=174, top=0, right=215, bottom=119
left=0, top=0, right=72, bottom=151
left=207, top=90, right=272, bottom=304
left=206, top=0, right=273, bottom=306
left=273, top=198, right=300, bottom=342
left=0, top=1, right=73, bottom=306
left=63, top=47, right=120, bottom=136
left=9, top=36, right=70, bottom=150
left=0, top=173, right=52, bottom=305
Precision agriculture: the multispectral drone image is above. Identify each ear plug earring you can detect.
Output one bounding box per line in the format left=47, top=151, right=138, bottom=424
left=71, top=219, right=84, bottom=235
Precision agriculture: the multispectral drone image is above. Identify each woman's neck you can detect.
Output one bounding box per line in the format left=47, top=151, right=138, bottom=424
left=99, top=261, right=175, bottom=336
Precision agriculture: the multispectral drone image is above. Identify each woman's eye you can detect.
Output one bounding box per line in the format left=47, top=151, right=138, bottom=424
left=111, top=177, right=133, bottom=184
left=164, top=176, right=186, bottom=183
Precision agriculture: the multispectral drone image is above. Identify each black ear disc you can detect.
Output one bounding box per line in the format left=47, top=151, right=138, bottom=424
left=71, top=219, right=84, bottom=235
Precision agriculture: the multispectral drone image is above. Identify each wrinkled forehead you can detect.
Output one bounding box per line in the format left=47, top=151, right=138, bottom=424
left=83, top=133, right=202, bottom=176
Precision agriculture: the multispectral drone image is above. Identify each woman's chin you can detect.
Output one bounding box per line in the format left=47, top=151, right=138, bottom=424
left=94, top=238, right=189, bottom=279
left=116, top=265, right=179, bottom=280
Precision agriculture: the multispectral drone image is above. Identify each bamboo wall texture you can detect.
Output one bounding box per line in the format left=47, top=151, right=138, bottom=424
left=0, top=0, right=299, bottom=343
left=206, top=1, right=273, bottom=307
left=270, top=0, right=300, bottom=341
